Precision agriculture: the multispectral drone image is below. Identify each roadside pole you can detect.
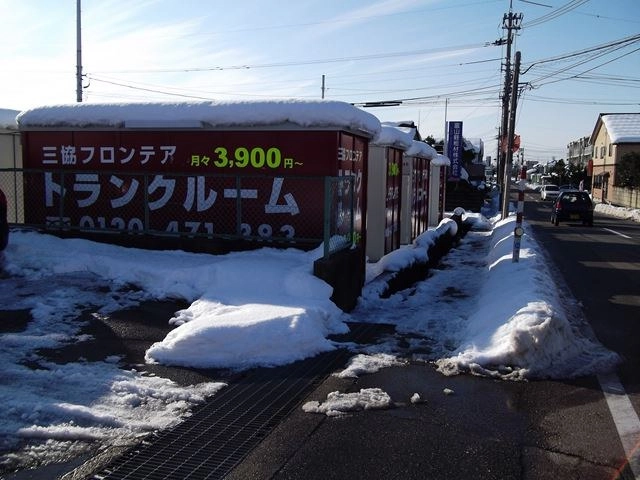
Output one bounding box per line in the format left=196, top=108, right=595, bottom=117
left=512, top=165, right=526, bottom=262
left=497, top=5, right=523, bottom=212
left=501, top=50, right=521, bottom=219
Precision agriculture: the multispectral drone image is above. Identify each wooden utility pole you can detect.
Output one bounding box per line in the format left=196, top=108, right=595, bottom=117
left=502, top=51, right=521, bottom=219
left=497, top=5, right=522, bottom=204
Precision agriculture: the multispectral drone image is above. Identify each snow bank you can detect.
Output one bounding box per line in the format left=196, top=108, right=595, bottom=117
left=435, top=216, right=621, bottom=380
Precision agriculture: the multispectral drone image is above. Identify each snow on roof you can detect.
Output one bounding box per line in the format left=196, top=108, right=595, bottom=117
left=371, top=124, right=414, bottom=149
left=601, top=113, right=640, bottom=143
left=16, top=100, right=382, bottom=137
left=381, top=121, right=419, bottom=140
left=433, top=153, right=451, bottom=167
left=405, top=140, right=438, bottom=160
left=464, top=137, right=484, bottom=152
left=0, top=108, right=19, bottom=130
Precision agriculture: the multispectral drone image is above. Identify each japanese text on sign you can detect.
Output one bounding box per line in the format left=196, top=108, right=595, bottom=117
left=447, top=121, right=463, bottom=181
left=190, top=146, right=303, bottom=170
left=43, top=172, right=300, bottom=215
left=40, top=145, right=176, bottom=166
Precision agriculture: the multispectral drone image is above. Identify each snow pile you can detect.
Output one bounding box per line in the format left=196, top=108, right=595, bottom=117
left=434, top=216, right=621, bottom=380
left=595, top=202, right=640, bottom=223
left=302, top=388, right=392, bottom=417
left=335, top=353, right=407, bottom=379
left=146, top=303, right=342, bottom=370
left=364, top=217, right=458, bottom=284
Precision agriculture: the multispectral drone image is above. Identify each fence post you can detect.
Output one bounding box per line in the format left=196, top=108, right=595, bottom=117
left=512, top=165, right=526, bottom=262
left=235, top=175, right=242, bottom=236
left=143, top=173, right=149, bottom=233
left=59, top=170, right=65, bottom=229
left=323, top=176, right=331, bottom=258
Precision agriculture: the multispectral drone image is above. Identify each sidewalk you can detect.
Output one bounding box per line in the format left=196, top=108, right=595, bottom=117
left=224, top=361, right=525, bottom=480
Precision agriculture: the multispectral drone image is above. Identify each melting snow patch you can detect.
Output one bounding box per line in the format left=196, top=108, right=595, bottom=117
left=302, top=388, right=392, bottom=417
left=335, top=353, right=406, bottom=378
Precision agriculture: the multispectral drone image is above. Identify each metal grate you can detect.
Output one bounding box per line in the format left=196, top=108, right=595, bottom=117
left=90, top=323, right=389, bottom=480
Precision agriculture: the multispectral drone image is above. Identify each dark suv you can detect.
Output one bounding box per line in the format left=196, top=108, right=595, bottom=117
left=551, top=191, right=594, bottom=226
left=1, top=187, right=8, bottom=251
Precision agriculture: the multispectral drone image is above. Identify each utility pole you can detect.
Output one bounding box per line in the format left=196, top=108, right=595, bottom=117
left=321, top=75, right=325, bottom=99
left=502, top=50, right=521, bottom=219
left=497, top=3, right=522, bottom=205
left=76, top=0, right=83, bottom=102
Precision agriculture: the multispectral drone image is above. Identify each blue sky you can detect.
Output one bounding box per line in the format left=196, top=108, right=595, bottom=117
left=1, top=0, right=639, bottom=163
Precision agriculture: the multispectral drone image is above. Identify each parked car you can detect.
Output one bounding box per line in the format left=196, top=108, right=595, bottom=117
left=0, top=187, right=8, bottom=251
left=540, top=184, right=560, bottom=201
left=551, top=190, right=594, bottom=226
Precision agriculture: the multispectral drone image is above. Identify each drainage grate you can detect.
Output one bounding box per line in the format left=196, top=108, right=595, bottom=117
left=90, top=323, right=390, bottom=480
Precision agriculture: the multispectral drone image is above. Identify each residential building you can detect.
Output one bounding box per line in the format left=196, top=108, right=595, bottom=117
left=566, top=136, right=592, bottom=170
left=589, top=113, right=640, bottom=208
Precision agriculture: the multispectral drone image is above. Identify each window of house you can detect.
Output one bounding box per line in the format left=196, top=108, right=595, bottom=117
left=593, top=174, right=602, bottom=188
left=608, top=144, right=613, bottom=157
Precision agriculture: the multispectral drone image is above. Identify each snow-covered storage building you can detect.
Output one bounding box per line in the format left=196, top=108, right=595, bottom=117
left=366, top=124, right=413, bottom=262
left=401, top=140, right=442, bottom=243
left=17, top=100, right=382, bottom=310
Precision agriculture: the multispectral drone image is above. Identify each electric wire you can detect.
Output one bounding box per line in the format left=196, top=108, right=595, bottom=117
left=90, top=42, right=495, bottom=75
left=522, top=0, right=590, bottom=28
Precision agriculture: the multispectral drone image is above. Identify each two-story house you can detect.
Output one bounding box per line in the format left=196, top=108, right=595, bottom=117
left=589, top=113, right=640, bottom=208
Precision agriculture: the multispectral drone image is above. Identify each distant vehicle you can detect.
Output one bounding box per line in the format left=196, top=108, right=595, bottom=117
left=0, top=188, right=8, bottom=251
left=559, top=184, right=578, bottom=192
left=540, top=184, right=560, bottom=201
left=551, top=191, right=594, bottom=226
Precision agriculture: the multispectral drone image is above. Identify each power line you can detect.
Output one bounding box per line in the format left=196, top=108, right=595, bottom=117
left=91, top=42, right=496, bottom=75
left=88, top=75, right=316, bottom=100
left=522, top=33, right=640, bottom=73
left=522, top=0, right=589, bottom=28
left=525, top=94, right=640, bottom=106
left=532, top=46, right=640, bottom=88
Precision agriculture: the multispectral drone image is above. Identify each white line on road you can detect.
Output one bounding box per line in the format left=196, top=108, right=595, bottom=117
left=603, top=227, right=632, bottom=239
left=598, top=373, right=640, bottom=478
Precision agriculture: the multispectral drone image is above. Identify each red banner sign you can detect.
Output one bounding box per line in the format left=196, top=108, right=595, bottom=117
left=22, top=129, right=369, bottom=245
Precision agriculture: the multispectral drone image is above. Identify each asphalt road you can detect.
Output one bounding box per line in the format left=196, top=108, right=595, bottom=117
left=524, top=190, right=640, bottom=373
left=522, top=189, right=640, bottom=478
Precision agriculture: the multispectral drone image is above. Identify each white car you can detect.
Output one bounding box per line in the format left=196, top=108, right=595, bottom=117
left=540, top=184, right=560, bottom=201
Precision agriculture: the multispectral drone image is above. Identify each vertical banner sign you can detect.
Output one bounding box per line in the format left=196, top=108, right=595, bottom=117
left=384, top=147, right=402, bottom=255
left=447, top=121, right=463, bottom=181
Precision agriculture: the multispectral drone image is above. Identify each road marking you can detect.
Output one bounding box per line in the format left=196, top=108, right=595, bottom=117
left=598, top=373, right=640, bottom=478
left=603, top=227, right=632, bottom=239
